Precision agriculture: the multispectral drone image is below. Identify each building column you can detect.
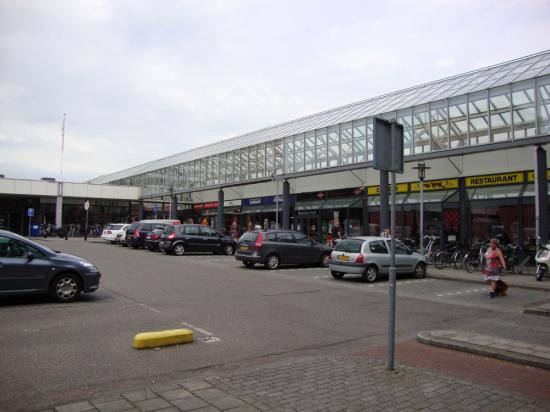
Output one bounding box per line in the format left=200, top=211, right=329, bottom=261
left=216, top=189, right=225, bottom=232
left=55, top=182, right=63, bottom=228
left=171, top=195, right=178, bottom=219
left=282, top=180, right=291, bottom=230
left=535, top=146, right=548, bottom=244
left=362, top=193, right=369, bottom=235
left=379, top=171, right=389, bottom=233
left=458, top=177, right=469, bottom=244
left=138, top=200, right=144, bottom=221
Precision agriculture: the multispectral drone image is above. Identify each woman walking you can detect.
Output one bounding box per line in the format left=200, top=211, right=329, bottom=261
left=483, top=238, right=508, bottom=298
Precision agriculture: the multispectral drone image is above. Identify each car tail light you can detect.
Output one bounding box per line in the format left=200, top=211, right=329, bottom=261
left=254, top=232, right=264, bottom=249
left=355, top=254, right=365, bottom=264
left=134, top=229, right=140, bottom=238
left=152, top=234, right=160, bottom=240
left=167, top=233, right=176, bottom=240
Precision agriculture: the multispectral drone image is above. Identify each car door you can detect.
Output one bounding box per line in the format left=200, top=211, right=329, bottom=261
left=368, top=240, right=391, bottom=274
left=275, top=232, right=297, bottom=264
left=200, top=226, right=222, bottom=252
left=0, top=235, right=50, bottom=292
left=292, top=232, right=318, bottom=264
left=394, top=240, right=417, bottom=273
left=184, top=225, right=203, bottom=252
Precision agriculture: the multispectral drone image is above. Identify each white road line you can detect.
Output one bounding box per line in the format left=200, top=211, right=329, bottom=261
left=180, top=321, right=215, bottom=337
left=139, top=303, right=161, bottom=314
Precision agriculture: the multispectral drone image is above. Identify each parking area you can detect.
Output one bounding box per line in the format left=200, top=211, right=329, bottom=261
left=2, top=238, right=550, bottom=411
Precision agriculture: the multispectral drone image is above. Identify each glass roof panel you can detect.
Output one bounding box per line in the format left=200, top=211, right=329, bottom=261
left=90, top=50, right=550, bottom=184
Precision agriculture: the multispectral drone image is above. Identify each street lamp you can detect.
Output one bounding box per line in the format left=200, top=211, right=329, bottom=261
left=413, top=161, right=431, bottom=255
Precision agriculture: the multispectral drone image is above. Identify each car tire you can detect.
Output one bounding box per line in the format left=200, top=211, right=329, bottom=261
left=110, top=241, right=116, bottom=244
left=265, top=254, right=280, bottom=270
left=320, top=253, right=330, bottom=268
left=243, top=261, right=255, bottom=268
left=224, top=244, right=235, bottom=255
left=173, top=243, right=185, bottom=256
left=49, top=273, right=81, bottom=303
left=414, top=262, right=426, bottom=279
left=131, top=245, right=139, bottom=249
left=362, top=265, right=378, bottom=283
left=331, top=270, right=344, bottom=279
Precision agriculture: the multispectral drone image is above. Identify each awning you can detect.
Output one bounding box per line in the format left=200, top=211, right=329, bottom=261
left=294, top=199, right=326, bottom=211
left=404, top=190, right=457, bottom=204
left=467, top=184, right=523, bottom=200
left=242, top=204, right=279, bottom=214
left=320, top=197, right=363, bottom=210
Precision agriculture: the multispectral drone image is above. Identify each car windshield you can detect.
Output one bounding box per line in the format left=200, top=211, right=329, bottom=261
left=128, top=223, right=139, bottom=231
left=239, top=231, right=258, bottom=242
left=110, top=224, right=124, bottom=230
left=164, top=225, right=175, bottom=234
left=3, top=232, right=54, bottom=255
left=334, top=239, right=364, bottom=253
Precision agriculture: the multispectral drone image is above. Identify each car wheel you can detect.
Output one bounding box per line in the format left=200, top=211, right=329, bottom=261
left=224, top=244, right=235, bottom=255
left=131, top=245, right=138, bottom=249
left=362, top=265, right=378, bottom=283
left=320, top=253, right=330, bottom=268
left=331, top=270, right=344, bottom=279
left=49, top=273, right=81, bottom=303
left=110, top=241, right=116, bottom=244
left=173, top=243, right=185, bottom=256
left=243, top=261, right=255, bottom=268
left=414, top=262, right=426, bottom=279
left=265, top=254, right=280, bottom=270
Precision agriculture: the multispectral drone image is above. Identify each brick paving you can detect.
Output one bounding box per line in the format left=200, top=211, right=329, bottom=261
left=44, top=355, right=549, bottom=412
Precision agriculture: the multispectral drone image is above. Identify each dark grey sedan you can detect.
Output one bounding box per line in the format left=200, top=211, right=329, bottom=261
left=0, top=230, right=101, bottom=302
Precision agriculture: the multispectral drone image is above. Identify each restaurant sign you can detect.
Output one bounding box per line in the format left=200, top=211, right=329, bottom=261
left=466, top=172, right=524, bottom=188
left=411, top=178, right=459, bottom=192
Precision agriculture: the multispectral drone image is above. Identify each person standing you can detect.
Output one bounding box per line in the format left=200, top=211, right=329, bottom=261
left=483, top=238, right=507, bottom=298
left=331, top=223, right=342, bottom=246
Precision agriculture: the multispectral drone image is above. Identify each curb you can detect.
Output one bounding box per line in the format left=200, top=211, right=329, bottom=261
left=426, top=272, right=550, bottom=292
left=524, top=306, right=550, bottom=317
left=417, top=330, right=550, bottom=371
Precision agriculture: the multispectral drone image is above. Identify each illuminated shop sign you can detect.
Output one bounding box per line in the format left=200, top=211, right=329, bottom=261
left=411, top=179, right=459, bottom=192
left=366, top=183, right=408, bottom=196
left=466, top=172, right=524, bottom=187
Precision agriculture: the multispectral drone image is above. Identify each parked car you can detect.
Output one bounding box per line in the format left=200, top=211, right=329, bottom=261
left=125, top=219, right=180, bottom=249
left=0, top=229, right=101, bottom=302
left=159, top=224, right=236, bottom=256
left=145, top=227, right=166, bottom=251
left=328, top=236, right=427, bottom=282
left=101, top=223, right=129, bottom=244
left=235, top=229, right=332, bottom=270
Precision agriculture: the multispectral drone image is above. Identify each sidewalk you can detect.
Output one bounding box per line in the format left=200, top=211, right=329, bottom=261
left=427, top=266, right=550, bottom=292
left=41, top=349, right=550, bottom=412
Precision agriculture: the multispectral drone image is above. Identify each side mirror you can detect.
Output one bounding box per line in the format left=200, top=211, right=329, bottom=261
left=27, top=252, right=35, bottom=261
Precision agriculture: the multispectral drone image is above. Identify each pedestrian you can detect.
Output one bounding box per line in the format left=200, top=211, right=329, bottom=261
left=482, top=238, right=508, bottom=298
left=380, top=227, right=391, bottom=238
left=331, top=223, right=342, bottom=246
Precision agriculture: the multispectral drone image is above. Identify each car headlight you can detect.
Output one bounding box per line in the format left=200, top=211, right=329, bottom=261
left=79, top=261, right=98, bottom=272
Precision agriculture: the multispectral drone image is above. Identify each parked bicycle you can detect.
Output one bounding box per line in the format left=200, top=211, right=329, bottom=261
left=433, top=240, right=465, bottom=269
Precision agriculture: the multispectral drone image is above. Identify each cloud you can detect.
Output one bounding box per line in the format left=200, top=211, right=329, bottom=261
left=1, top=0, right=549, bottom=182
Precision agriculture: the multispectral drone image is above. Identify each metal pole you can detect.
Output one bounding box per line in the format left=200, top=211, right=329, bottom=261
left=28, top=215, right=31, bottom=238
left=420, top=179, right=424, bottom=255
left=387, top=122, right=397, bottom=372
left=84, top=209, right=88, bottom=242
left=276, top=180, right=279, bottom=228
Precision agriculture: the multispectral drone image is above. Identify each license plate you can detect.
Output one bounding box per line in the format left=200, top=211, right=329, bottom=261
left=239, top=245, right=249, bottom=251
left=146, top=235, right=151, bottom=239
left=159, top=241, right=165, bottom=245
left=337, top=255, right=350, bottom=261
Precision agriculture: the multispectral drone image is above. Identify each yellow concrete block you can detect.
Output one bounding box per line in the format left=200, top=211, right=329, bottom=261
left=133, top=329, right=193, bottom=349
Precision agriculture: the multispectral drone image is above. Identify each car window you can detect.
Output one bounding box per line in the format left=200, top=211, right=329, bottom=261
left=334, top=239, right=364, bottom=253
left=164, top=225, right=175, bottom=234
left=293, top=233, right=311, bottom=245
left=276, top=232, right=294, bottom=243
left=105, top=224, right=115, bottom=230
left=394, top=241, right=410, bottom=255
left=265, top=232, right=276, bottom=241
left=141, top=223, right=153, bottom=231
left=185, top=225, right=200, bottom=235
left=200, top=227, right=217, bottom=237
left=128, top=223, right=139, bottom=232
left=369, top=240, right=389, bottom=254
left=111, top=224, right=124, bottom=230
left=240, top=232, right=258, bottom=242
left=0, top=236, right=27, bottom=258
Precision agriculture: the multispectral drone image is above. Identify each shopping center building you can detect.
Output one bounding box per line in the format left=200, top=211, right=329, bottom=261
left=89, top=50, right=550, bottom=245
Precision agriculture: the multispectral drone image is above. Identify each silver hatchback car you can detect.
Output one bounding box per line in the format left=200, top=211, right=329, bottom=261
left=329, top=236, right=427, bottom=282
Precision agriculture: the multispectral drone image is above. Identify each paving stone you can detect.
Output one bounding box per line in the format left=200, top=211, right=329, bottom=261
left=194, top=388, right=228, bottom=401
left=92, top=399, right=134, bottom=412
left=180, top=380, right=213, bottom=392
left=133, top=397, right=171, bottom=412
left=55, top=401, right=96, bottom=412
left=122, top=389, right=158, bottom=403
left=224, top=406, right=259, bottom=412
left=158, top=388, right=193, bottom=401
left=149, top=383, right=181, bottom=394
left=170, top=396, right=210, bottom=411
left=207, top=396, right=244, bottom=410
left=91, top=394, right=124, bottom=405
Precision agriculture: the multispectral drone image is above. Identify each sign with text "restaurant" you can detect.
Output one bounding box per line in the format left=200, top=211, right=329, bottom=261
left=466, top=172, right=524, bottom=187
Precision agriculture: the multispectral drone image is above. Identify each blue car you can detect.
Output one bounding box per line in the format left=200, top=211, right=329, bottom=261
left=0, top=230, right=101, bottom=302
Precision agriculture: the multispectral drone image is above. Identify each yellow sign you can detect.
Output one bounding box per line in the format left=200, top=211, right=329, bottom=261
left=466, top=172, right=524, bottom=187
left=527, top=169, right=550, bottom=182
left=367, top=183, right=408, bottom=196
left=411, top=179, right=459, bottom=192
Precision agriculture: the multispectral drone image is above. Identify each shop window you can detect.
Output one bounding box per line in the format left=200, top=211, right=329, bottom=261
left=240, top=148, right=248, bottom=181
left=513, top=79, right=536, bottom=139
left=328, top=125, right=340, bottom=167
left=295, top=134, right=305, bottom=172
left=248, top=146, right=257, bottom=179
left=266, top=142, right=274, bottom=175
left=274, top=140, right=284, bottom=175
left=305, top=131, right=315, bottom=170
left=316, top=128, right=328, bottom=169
left=257, top=144, right=266, bottom=178
left=367, top=118, right=374, bottom=161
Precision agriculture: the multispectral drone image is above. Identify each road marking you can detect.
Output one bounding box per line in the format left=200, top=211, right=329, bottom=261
left=198, top=336, right=222, bottom=343
left=180, top=321, right=215, bottom=337
left=139, top=303, right=160, bottom=313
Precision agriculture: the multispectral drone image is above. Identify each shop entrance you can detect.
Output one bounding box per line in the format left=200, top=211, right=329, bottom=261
left=295, top=213, right=319, bottom=240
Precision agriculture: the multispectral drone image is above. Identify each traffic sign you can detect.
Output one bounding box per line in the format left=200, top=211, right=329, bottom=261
left=373, top=117, right=404, bottom=173
left=84, top=201, right=90, bottom=211
left=27, top=208, right=34, bottom=217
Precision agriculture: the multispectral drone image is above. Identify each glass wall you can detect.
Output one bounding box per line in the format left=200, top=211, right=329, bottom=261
left=109, top=75, right=550, bottom=196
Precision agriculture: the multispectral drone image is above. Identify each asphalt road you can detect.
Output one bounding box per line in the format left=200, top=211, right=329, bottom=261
left=2, top=238, right=550, bottom=411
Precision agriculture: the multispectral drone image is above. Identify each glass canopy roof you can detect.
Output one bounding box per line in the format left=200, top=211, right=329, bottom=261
left=91, top=50, right=550, bottom=184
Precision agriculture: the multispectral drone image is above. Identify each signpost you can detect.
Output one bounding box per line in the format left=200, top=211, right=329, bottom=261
left=373, top=117, right=404, bottom=371
left=84, top=200, right=90, bottom=241
left=27, top=208, right=34, bottom=237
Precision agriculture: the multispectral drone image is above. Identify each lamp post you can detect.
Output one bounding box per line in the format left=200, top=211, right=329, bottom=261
left=413, top=161, right=431, bottom=255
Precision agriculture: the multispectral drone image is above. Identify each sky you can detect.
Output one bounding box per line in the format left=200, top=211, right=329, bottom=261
left=1, top=0, right=549, bottom=182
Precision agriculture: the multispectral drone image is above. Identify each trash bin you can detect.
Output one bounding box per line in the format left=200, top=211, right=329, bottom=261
left=31, top=224, right=40, bottom=237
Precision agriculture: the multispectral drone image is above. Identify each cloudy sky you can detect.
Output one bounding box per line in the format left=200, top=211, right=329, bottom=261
left=1, top=0, right=549, bottom=182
